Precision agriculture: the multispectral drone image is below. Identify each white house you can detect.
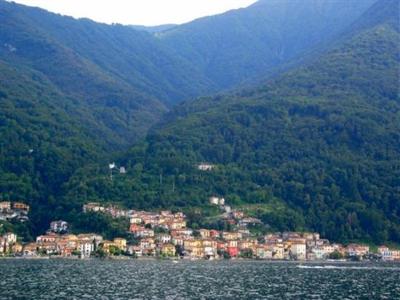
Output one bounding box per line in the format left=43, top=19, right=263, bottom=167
left=291, top=243, right=306, bottom=260
left=50, top=220, right=68, bottom=233
left=198, top=163, right=214, bottom=171
left=156, top=234, right=171, bottom=244
left=3, top=233, right=17, bottom=244
left=79, top=242, right=94, bottom=257
left=209, top=197, right=225, bottom=206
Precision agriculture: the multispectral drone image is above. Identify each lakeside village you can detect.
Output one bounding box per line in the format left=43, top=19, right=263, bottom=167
left=1, top=198, right=400, bottom=261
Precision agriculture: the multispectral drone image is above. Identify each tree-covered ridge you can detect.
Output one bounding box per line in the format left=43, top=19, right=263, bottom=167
left=62, top=1, right=400, bottom=244
left=157, top=0, right=375, bottom=89
left=0, top=59, right=107, bottom=233
left=0, top=0, right=171, bottom=148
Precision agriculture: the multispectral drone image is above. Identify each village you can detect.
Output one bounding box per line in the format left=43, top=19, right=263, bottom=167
left=1, top=199, right=400, bottom=261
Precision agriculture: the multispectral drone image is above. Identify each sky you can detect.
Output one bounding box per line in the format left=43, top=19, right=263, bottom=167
left=10, top=0, right=258, bottom=26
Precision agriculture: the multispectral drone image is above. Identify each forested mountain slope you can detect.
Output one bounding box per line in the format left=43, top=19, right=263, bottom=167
left=158, top=0, right=376, bottom=89
left=64, top=0, right=400, bottom=244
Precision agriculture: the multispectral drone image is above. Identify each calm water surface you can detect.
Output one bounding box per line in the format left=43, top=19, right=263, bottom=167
left=0, top=259, right=399, bottom=299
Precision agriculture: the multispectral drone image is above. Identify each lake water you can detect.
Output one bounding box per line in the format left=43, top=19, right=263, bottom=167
left=0, top=259, right=399, bottom=299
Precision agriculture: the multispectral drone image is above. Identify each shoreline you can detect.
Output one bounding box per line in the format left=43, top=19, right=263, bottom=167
left=1, top=256, right=398, bottom=264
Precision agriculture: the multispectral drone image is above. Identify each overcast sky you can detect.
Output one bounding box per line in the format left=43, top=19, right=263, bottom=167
left=10, top=0, right=258, bottom=26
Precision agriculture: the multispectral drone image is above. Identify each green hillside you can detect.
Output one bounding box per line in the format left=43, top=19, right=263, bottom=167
left=158, top=0, right=375, bottom=89
left=64, top=0, right=400, bottom=244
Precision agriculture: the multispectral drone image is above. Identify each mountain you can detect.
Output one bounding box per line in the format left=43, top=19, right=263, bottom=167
left=158, top=0, right=376, bottom=89
left=0, top=0, right=378, bottom=148
left=129, top=24, right=177, bottom=33
left=65, top=0, right=400, bottom=244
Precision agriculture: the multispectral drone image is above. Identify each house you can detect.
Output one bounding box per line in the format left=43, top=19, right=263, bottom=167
left=392, top=250, right=400, bottom=261
left=156, top=234, right=171, bottom=244
left=37, top=242, right=58, bottom=255
left=222, top=231, right=242, bottom=241
left=256, top=245, right=273, bottom=259
left=238, top=218, right=262, bottom=227
left=79, top=241, right=94, bottom=257
left=12, top=243, right=23, bottom=254
left=231, top=211, right=244, bottom=220
left=271, top=244, right=285, bottom=260
left=50, top=220, right=68, bottom=233
left=378, top=246, right=392, bottom=260
left=202, top=239, right=217, bottom=248
left=0, top=201, right=11, bottom=211
left=56, top=238, right=78, bottom=257
left=37, top=233, right=58, bottom=244
left=174, top=212, right=186, bottom=219
left=140, top=238, right=156, bottom=255
left=171, top=236, right=185, bottom=246
left=106, top=206, right=128, bottom=218
left=184, top=239, right=203, bottom=249
left=217, top=241, right=227, bottom=252
left=209, top=230, right=220, bottom=238
left=227, top=240, right=238, bottom=248
left=101, top=241, right=117, bottom=254
left=130, top=225, right=154, bottom=238
left=199, top=229, right=210, bottom=239
left=3, top=233, right=17, bottom=244
left=346, top=244, right=369, bottom=257
left=0, top=237, right=5, bottom=254
left=198, top=163, right=214, bottom=171
left=130, top=215, right=143, bottom=225
left=239, top=239, right=258, bottom=251
left=290, top=243, right=307, bottom=260
left=311, top=245, right=334, bottom=260
left=127, top=245, right=142, bottom=257
left=23, top=243, right=38, bottom=256
left=282, top=232, right=301, bottom=240
left=161, top=244, right=176, bottom=257
left=77, top=234, right=103, bottom=247
left=168, top=219, right=187, bottom=230
left=13, top=202, right=29, bottom=212
left=113, top=238, right=127, bottom=251
left=224, top=206, right=232, bottom=213
left=171, top=229, right=193, bottom=237
left=265, top=234, right=283, bottom=244
left=186, top=246, right=204, bottom=258
left=204, top=244, right=217, bottom=258
left=238, top=229, right=251, bottom=238
left=227, top=246, right=239, bottom=258
left=83, top=202, right=105, bottom=213
left=209, top=197, right=225, bottom=206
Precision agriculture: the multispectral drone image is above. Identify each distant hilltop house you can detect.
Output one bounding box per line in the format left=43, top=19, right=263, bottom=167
left=50, top=220, right=69, bottom=234
left=209, top=196, right=225, bottom=206
left=83, top=202, right=129, bottom=218
left=0, top=202, right=11, bottom=211
left=0, top=201, right=30, bottom=222
left=83, top=202, right=105, bottom=213
left=197, top=163, right=215, bottom=171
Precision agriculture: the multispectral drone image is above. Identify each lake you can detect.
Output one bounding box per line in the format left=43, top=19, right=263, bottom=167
left=0, top=259, right=399, bottom=299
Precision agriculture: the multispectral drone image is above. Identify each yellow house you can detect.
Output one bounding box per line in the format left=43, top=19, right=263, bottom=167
left=161, top=244, right=176, bottom=257
left=11, top=243, right=22, bottom=253
left=114, top=238, right=127, bottom=251
left=101, top=240, right=116, bottom=254
left=184, top=239, right=202, bottom=249
left=170, top=219, right=187, bottom=230
left=272, top=244, right=285, bottom=260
